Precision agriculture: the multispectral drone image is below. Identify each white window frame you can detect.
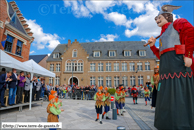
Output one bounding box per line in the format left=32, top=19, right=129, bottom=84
left=145, top=62, right=150, bottom=71
left=50, top=64, right=54, bottom=71
left=114, top=63, right=119, bottom=71
left=138, top=76, right=144, bottom=85
left=56, top=63, right=60, bottom=72
left=49, top=77, right=53, bottom=85
left=139, top=50, right=146, bottom=56
left=72, top=49, right=77, bottom=57
left=109, top=51, right=116, bottom=57
left=106, top=63, right=111, bottom=71
left=124, top=50, right=131, bottom=56
left=122, top=62, right=127, bottom=71
left=98, top=63, right=103, bottom=71
left=90, top=63, right=96, bottom=71
left=93, top=51, right=100, bottom=57
left=129, top=62, right=135, bottom=71
left=137, top=62, right=143, bottom=71
left=66, top=62, right=71, bottom=72
left=114, top=76, right=119, bottom=87
left=90, top=76, right=95, bottom=85
left=77, top=62, right=83, bottom=72
left=106, top=76, right=111, bottom=87
left=122, top=76, right=128, bottom=86
left=55, top=76, right=60, bottom=85
left=98, top=76, right=103, bottom=86
left=130, top=76, right=135, bottom=86
left=53, top=53, right=60, bottom=58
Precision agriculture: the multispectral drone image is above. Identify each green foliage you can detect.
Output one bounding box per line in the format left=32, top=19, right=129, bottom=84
left=108, top=88, right=116, bottom=95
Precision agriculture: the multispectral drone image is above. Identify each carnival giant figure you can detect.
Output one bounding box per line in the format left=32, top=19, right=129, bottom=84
left=146, top=5, right=194, bottom=129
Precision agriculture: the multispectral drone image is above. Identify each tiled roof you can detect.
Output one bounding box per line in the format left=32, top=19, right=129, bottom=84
left=8, top=3, right=27, bottom=35
left=29, top=54, right=47, bottom=63
left=47, top=41, right=156, bottom=62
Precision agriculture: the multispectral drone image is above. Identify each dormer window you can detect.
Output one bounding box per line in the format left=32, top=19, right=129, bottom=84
left=124, top=50, right=131, bottom=56
left=53, top=53, right=60, bottom=58
left=93, top=51, right=100, bottom=57
left=139, top=50, right=146, bottom=56
left=109, top=51, right=116, bottom=57
left=72, top=49, right=77, bottom=57
left=11, top=12, right=17, bottom=24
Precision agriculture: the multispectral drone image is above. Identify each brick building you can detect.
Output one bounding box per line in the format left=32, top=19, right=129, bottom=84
left=0, top=0, right=34, bottom=62
left=29, top=54, right=48, bottom=69
left=46, top=39, right=157, bottom=87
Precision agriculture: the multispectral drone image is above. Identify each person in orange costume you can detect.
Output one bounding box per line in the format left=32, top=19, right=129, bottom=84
left=94, top=86, right=106, bottom=124
left=47, top=95, right=64, bottom=130
left=131, top=85, right=138, bottom=104
left=50, top=90, right=62, bottom=119
left=102, top=87, right=111, bottom=120
left=151, top=66, right=159, bottom=109
left=115, top=87, right=124, bottom=116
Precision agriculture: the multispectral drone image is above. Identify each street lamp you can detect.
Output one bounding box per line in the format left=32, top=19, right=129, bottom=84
left=71, top=59, right=76, bottom=87
left=71, top=59, right=76, bottom=98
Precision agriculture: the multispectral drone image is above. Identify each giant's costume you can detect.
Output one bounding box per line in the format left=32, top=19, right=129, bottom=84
left=150, top=5, right=194, bottom=129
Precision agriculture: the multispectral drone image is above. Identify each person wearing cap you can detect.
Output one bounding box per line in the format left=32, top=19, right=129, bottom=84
left=147, top=5, right=194, bottom=129
left=131, top=85, right=138, bottom=105
left=47, top=95, right=64, bottom=130
left=51, top=90, right=62, bottom=119
left=151, top=66, right=159, bottom=109
left=102, top=87, right=111, bottom=120
left=120, top=86, right=129, bottom=113
left=94, top=86, right=105, bottom=124
left=144, top=86, right=150, bottom=106
left=115, top=87, right=123, bottom=115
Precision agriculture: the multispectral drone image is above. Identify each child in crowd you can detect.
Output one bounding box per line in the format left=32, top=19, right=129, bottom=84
left=94, top=86, right=105, bottom=124
left=144, top=86, right=150, bottom=106
left=63, top=88, right=67, bottom=99
left=47, top=95, right=64, bottom=130
left=115, top=87, right=123, bottom=116
left=131, top=85, right=138, bottom=104
left=51, top=90, right=62, bottom=119
left=102, top=87, right=111, bottom=120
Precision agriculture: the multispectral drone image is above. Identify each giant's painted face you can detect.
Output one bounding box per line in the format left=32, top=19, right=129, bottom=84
left=155, top=14, right=168, bottom=27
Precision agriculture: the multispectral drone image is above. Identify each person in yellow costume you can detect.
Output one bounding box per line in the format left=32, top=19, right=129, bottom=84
left=151, top=66, right=159, bottom=108
left=94, top=86, right=106, bottom=124
left=144, top=86, right=150, bottom=106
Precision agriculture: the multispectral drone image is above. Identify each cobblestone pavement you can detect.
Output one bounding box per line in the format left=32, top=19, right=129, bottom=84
left=0, top=99, right=141, bottom=130
left=125, top=97, right=157, bottom=130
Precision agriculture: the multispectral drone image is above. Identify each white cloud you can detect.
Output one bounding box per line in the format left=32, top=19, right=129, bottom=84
left=104, top=12, right=132, bottom=28
left=93, top=34, right=119, bottom=42
left=30, top=51, right=35, bottom=54
left=48, top=53, right=51, bottom=56
left=26, top=19, right=61, bottom=51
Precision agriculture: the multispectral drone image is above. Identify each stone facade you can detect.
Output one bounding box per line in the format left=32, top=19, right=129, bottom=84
left=46, top=39, right=157, bottom=87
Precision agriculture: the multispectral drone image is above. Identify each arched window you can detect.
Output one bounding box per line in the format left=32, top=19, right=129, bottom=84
left=77, top=60, right=83, bottom=72
left=72, top=49, right=77, bottom=57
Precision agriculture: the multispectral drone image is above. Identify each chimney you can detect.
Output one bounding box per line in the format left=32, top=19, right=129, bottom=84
left=68, top=39, right=71, bottom=47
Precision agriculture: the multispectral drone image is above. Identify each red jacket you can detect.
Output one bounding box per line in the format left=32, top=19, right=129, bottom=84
left=150, top=18, right=194, bottom=71
left=131, top=87, right=138, bottom=97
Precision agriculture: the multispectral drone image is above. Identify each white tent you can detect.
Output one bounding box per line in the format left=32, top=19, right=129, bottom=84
left=23, top=59, right=55, bottom=77
left=0, top=50, right=31, bottom=72
left=23, top=59, right=55, bottom=110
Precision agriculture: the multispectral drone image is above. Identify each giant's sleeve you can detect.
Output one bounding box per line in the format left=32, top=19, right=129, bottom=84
left=50, top=106, right=61, bottom=115
left=150, top=45, right=160, bottom=59
left=151, top=76, right=154, bottom=86
left=173, top=18, right=194, bottom=58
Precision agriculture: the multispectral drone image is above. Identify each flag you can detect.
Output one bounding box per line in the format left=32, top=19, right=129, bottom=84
left=1, top=39, right=6, bottom=48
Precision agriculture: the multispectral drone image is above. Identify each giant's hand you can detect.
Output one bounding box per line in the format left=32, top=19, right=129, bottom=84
left=184, top=57, right=192, bottom=67
left=147, top=36, right=156, bottom=47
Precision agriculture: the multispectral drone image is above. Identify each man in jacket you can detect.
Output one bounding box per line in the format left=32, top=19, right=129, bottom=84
left=16, top=71, right=26, bottom=104
left=36, top=77, right=42, bottom=101
left=0, top=71, right=12, bottom=107
left=24, top=73, right=31, bottom=103
left=8, top=68, right=18, bottom=105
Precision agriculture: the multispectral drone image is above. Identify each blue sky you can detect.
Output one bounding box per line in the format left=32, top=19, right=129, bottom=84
left=8, top=0, right=194, bottom=55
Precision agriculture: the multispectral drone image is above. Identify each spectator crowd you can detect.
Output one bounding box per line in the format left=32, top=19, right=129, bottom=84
left=0, top=67, right=153, bottom=108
